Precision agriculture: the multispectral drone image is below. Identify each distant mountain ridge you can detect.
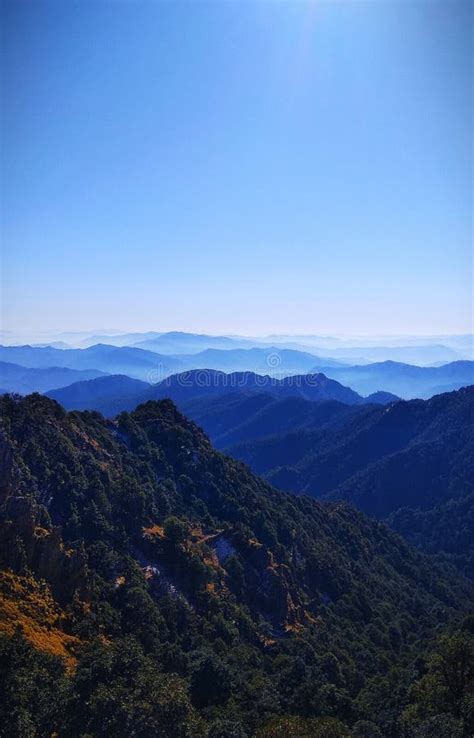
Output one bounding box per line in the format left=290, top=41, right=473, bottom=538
left=4, top=330, right=472, bottom=365
left=0, top=361, right=106, bottom=394
left=165, top=347, right=344, bottom=374
left=321, top=343, right=460, bottom=365
left=134, top=331, right=259, bottom=354
left=47, top=374, right=150, bottom=411
left=1, top=342, right=472, bottom=399
left=0, top=344, right=185, bottom=382
left=79, top=330, right=264, bottom=352
left=320, top=359, right=474, bottom=399
left=146, top=369, right=366, bottom=404
left=45, top=369, right=394, bottom=417
left=0, top=343, right=343, bottom=382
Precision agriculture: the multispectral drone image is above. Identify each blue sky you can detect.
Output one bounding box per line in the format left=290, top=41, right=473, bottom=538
left=2, top=0, right=472, bottom=336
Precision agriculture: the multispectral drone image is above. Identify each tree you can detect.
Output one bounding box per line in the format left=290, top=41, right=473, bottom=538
left=255, top=716, right=352, bottom=738
left=164, top=516, right=188, bottom=545
left=190, top=653, right=233, bottom=708
left=401, top=631, right=474, bottom=737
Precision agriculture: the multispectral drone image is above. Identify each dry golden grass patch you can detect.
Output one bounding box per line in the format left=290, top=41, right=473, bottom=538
left=0, top=570, right=80, bottom=669
left=142, top=524, right=165, bottom=539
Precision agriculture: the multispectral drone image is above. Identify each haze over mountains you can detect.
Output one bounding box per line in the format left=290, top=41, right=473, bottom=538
left=2, top=329, right=472, bottom=363
left=1, top=331, right=473, bottom=399
left=0, top=344, right=186, bottom=382
left=318, top=360, right=474, bottom=399
left=0, top=362, right=106, bottom=394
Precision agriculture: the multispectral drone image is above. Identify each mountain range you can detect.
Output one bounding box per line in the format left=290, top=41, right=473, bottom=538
left=32, top=369, right=474, bottom=577
left=14, top=329, right=467, bottom=365
left=133, top=331, right=261, bottom=354
left=165, top=347, right=343, bottom=374
left=320, top=360, right=474, bottom=399
left=1, top=342, right=472, bottom=399
left=45, top=369, right=398, bottom=417
left=0, top=361, right=106, bottom=394
left=225, top=387, right=474, bottom=577
left=1, top=392, right=472, bottom=736
left=181, top=394, right=364, bottom=449
left=319, top=343, right=460, bottom=365
left=46, top=372, right=471, bottom=575
left=0, top=343, right=342, bottom=382
left=0, top=344, right=186, bottom=382
left=46, top=328, right=466, bottom=360
left=46, top=374, right=150, bottom=409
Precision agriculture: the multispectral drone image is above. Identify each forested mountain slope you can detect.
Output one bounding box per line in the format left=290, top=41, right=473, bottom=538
left=182, top=393, right=366, bottom=448
left=229, top=388, right=474, bottom=576
left=0, top=393, right=472, bottom=737
left=388, top=493, right=474, bottom=577
left=229, top=387, right=473, bottom=507
left=41, top=383, right=474, bottom=576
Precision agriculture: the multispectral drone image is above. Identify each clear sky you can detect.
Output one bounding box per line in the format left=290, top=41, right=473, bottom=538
left=1, top=0, right=472, bottom=337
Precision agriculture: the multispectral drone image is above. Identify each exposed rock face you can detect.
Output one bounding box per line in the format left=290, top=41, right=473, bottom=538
left=0, top=481, right=88, bottom=605
left=255, top=564, right=306, bottom=627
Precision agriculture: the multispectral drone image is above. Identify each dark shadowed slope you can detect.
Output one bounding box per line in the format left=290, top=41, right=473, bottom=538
left=181, top=393, right=364, bottom=449
left=230, top=387, right=473, bottom=510
left=47, top=375, right=151, bottom=412
left=388, top=493, right=474, bottom=579
left=323, top=387, right=474, bottom=515
left=228, top=387, right=474, bottom=574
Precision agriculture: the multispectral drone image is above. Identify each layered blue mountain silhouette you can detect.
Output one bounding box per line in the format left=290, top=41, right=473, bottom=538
left=1, top=340, right=472, bottom=398
left=45, top=368, right=397, bottom=416
left=0, top=362, right=106, bottom=394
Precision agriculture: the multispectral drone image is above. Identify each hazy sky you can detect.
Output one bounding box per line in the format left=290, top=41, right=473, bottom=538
left=1, top=0, right=472, bottom=336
